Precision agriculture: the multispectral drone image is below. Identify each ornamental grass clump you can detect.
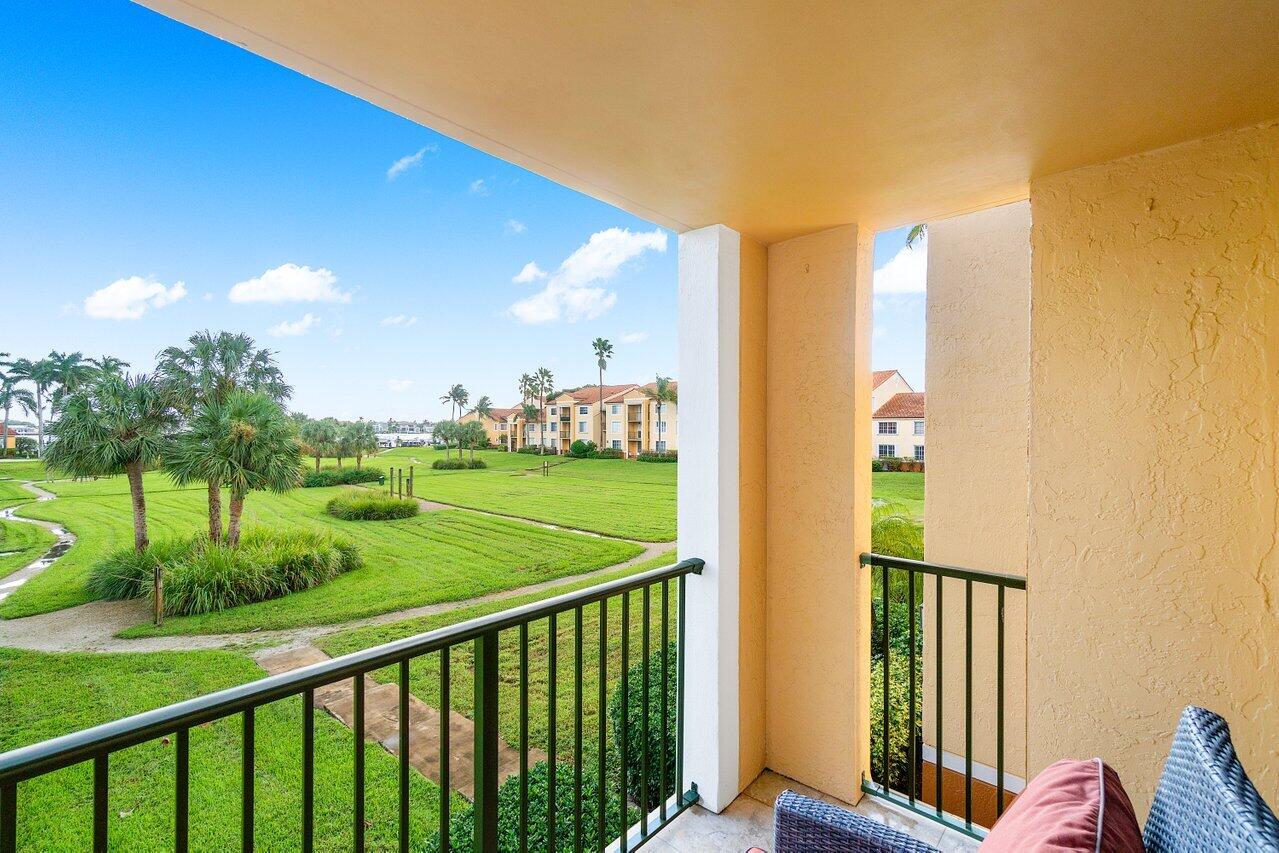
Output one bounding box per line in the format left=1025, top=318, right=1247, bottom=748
left=86, top=528, right=362, bottom=616
left=325, top=492, right=419, bottom=521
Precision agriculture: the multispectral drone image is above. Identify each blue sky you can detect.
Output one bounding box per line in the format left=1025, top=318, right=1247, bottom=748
left=0, top=0, right=923, bottom=420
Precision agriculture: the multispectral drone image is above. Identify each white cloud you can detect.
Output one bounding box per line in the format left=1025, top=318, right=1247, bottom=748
left=469, top=178, right=489, bottom=195
left=268, top=313, right=320, bottom=337
left=228, top=263, right=351, bottom=304
left=620, top=331, right=649, bottom=344
left=380, top=314, right=418, bottom=327
left=507, top=227, right=668, bottom=324
left=202, top=292, right=214, bottom=301
left=873, top=238, right=927, bottom=295
left=512, top=261, right=547, bottom=284
left=385, top=379, right=413, bottom=392
left=386, top=145, right=435, bottom=180
left=505, top=218, right=526, bottom=235
left=84, top=276, right=187, bottom=319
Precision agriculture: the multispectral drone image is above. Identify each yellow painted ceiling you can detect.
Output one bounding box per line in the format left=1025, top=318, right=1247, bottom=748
left=142, top=0, right=1279, bottom=243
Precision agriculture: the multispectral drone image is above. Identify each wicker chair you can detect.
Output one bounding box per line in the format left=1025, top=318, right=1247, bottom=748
left=774, top=706, right=1277, bottom=852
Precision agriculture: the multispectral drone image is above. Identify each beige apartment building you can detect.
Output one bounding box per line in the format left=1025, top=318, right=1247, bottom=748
left=871, top=371, right=924, bottom=460
left=461, top=381, right=678, bottom=456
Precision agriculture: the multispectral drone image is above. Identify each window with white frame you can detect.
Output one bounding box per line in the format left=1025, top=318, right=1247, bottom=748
left=878, top=444, right=896, bottom=458
left=877, top=421, right=897, bottom=435
left=658, top=421, right=667, bottom=433
left=913, top=421, right=924, bottom=435
left=550, top=423, right=557, bottom=432
left=656, top=441, right=667, bottom=451
left=499, top=424, right=507, bottom=431
left=578, top=421, right=587, bottom=433
left=610, top=404, right=620, bottom=415
left=611, top=421, right=621, bottom=432
left=549, top=407, right=557, bottom=416
left=579, top=406, right=588, bottom=415
left=914, top=445, right=925, bottom=461
left=611, top=440, right=621, bottom=450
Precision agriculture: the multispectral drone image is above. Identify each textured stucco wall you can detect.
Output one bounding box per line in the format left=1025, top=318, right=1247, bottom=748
left=1027, top=121, right=1279, bottom=815
left=765, top=224, right=872, bottom=801
left=738, top=234, right=769, bottom=787
left=923, top=200, right=1032, bottom=779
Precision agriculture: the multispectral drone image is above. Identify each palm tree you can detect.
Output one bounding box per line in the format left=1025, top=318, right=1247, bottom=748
left=643, top=375, right=677, bottom=453
left=156, top=331, right=291, bottom=538
left=469, top=396, right=494, bottom=462
left=4, top=356, right=58, bottom=457
left=168, top=391, right=301, bottom=547
left=534, top=367, right=554, bottom=454
left=45, top=373, right=176, bottom=552
left=518, top=373, right=535, bottom=405
left=299, top=417, right=337, bottom=472
left=906, top=224, right=926, bottom=248
left=592, top=338, right=613, bottom=445
left=348, top=419, right=378, bottom=468
left=520, top=403, right=538, bottom=451
left=47, top=351, right=95, bottom=411
left=88, top=355, right=132, bottom=376
left=0, top=380, right=35, bottom=460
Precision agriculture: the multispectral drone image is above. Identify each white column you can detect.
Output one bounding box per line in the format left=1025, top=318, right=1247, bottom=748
left=677, top=224, right=742, bottom=813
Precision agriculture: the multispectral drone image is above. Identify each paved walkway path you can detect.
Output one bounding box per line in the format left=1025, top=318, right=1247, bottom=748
left=257, top=645, right=543, bottom=800
left=0, top=481, right=76, bottom=605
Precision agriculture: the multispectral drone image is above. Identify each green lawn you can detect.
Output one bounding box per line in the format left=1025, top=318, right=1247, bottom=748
left=0, top=478, right=35, bottom=511
left=0, top=518, right=56, bottom=579
left=872, top=472, right=924, bottom=522
left=366, top=450, right=676, bottom=542
left=320, top=549, right=681, bottom=767
left=0, top=459, right=48, bottom=482
left=0, top=647, right=455, bottom=851
left=0, top=475, right=643, bottom=633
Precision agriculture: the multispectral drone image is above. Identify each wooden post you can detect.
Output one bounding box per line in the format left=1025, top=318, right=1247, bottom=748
left=153, top=564, right=163, bottom=626
left=408, top=466, right=414, bottom=498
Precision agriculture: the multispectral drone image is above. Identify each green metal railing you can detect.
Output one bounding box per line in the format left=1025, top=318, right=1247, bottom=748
left=860, top=552, right=1026, bottom=840
left=0, top=558, right=704, bottom=852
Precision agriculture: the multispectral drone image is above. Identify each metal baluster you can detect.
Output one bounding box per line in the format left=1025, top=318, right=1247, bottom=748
left=399, top=660, right=410, bottom=853
left=676, top=576, right=686, bottom=805
left=519, top=623, right=529, bottom=853
left=94, top=754, right=108, bottom=853
left=619, top=592, right=630, bottom=853
left=908, top=568, right=917, bottom=805
left=303, top=689, right=314, bottom=853
left=441, top=648, right=451, bottom=853
left=597, top=598, right=607, bottom=852
left=660, top=579, right=670, bottom=822
left=473, top=633, right=499, bottom=851
left=242, top=710, right=254, bottom=852
left=574, top=606, right=584, bottom=853
left=881, top=563, right=891, bottom=793
left=996, top=585, right=1006, bottom=819
left=548, top=612, right=558, bottom=849
left=964, top=579, right=973, bottom=829
left=176, top=728, right=190, bottom=853
left=1, top=781, right=16, bottom=853
left=640, top=585, right=651, bottom=836
left=354, top=675, right=365, bottom=851
left=935, top=574, right=943, bottom=818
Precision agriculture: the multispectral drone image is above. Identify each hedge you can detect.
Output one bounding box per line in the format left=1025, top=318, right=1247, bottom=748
left=608, top=642, right=678, bottom=811
left=587, top=448, right=625, bottom=460
left=635, top=451, right=677, bottom=463
left=432, top=458, right=488, bottom=470
left=568, top=439, right=597, bottom=458
left=325, top=493, right=419, bottom=520
left=302, top=466, right=384, bottom=487
left=422, top=760, right=637, bottom=853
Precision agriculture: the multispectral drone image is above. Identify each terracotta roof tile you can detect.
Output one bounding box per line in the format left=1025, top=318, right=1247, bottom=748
left=872, top=392, right=925, bottom=419
left=569, top=383, right=641, bottom=404
left=872, top=370, right=898, bottom=389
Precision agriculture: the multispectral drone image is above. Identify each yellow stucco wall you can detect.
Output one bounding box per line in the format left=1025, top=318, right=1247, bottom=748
left=1027, top=121, right=1279, bottom=815
left=923, top=200, right=1032, bottom=780
left=765, top=224, right=872, bottom=802
left=738, top=234, right=769, bottom=788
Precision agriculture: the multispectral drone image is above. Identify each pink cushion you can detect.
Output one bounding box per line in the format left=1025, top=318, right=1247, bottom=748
left=980, top=758, right=1142, bottom=852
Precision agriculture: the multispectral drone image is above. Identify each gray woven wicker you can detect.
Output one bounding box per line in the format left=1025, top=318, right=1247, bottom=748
left=773, top=789, right=939, bottom=853
left=1143, top=705, right=1279, bottom=852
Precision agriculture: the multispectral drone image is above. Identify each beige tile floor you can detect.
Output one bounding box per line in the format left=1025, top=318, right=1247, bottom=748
left=650, top=770, right=982, bottom=852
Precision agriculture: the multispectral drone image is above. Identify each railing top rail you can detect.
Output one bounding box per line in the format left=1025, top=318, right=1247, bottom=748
left=0, top=556, right=704, bottom=785
left=859, top=552, right=1026, bottom=589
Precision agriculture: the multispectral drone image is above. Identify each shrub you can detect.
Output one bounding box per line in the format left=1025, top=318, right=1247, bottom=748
left=302, top=466, right=384, bottom=488
left=636, top=451, right=677, bottom=463
left=432, top=458, right=487, bottom=470
left=516, top=446, right=543, bottom=455
left=87, top=537, right=191, bottom=601
left=608, top=642, right=677, bottom=811
left=326, top=492, right=419, bottom=520
left=587, top=448, right=625, bottom=460
left=468, top=459, right=487, bottom=469
left=87, top=528, right=362, bottom=616
left=423, top=760, right=637, bottom=853
left=871, top=459, right=884, bottom=472
left=869, top=649, right=920, bottom=791
left=568, top=439, right=597, bottom=458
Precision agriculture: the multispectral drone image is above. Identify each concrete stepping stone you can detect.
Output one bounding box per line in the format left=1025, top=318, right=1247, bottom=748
left=256, top=645, right=545, bottom=801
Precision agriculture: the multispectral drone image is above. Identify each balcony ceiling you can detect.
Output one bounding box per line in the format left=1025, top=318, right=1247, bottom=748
left=142, top=0, right=1279, bottom=243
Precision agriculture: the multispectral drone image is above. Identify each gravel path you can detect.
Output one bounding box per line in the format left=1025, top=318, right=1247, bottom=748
left=0, top=480, right=674, bottom=654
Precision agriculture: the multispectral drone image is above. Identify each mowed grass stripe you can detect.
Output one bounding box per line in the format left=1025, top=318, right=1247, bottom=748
left=3, top=484, right=642, bottom=634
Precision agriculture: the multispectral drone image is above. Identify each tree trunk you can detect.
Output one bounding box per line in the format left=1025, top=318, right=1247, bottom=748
left=227, top=492, right=245, bottom=547
left=655, top=404, right=662, bottom=452
left=1, top=405, right=9, bottom=459
left=356, top=453, right=362, bottom=469
left=315, top=456, right=321, bottom=472
left=35, top=391, right=44, bottom=459
left=125, top=459, right=149, bottom=553
left=337, top=455, right=343, bottom=469
left=206, top=479, right=222, bottom=543
left=599, top=368, right=605, bottom=448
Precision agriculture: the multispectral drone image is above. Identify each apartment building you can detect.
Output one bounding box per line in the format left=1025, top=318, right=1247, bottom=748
left=871, top=371, right=924, bottom=460
left=462, top=381, right=678, bottom=457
